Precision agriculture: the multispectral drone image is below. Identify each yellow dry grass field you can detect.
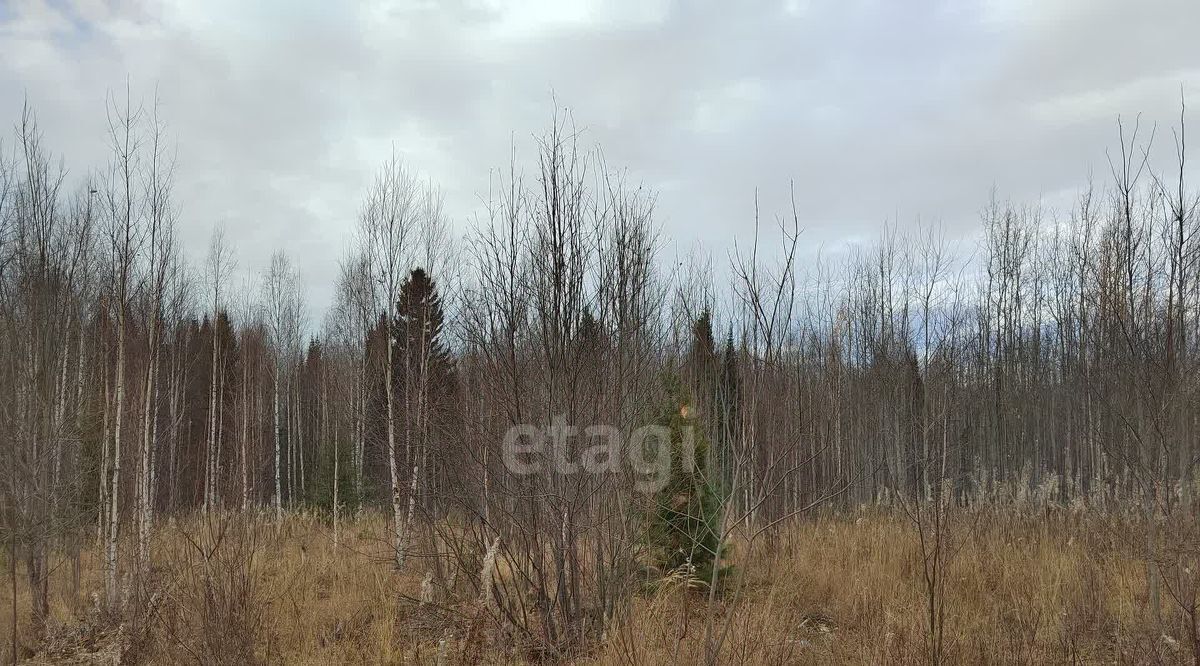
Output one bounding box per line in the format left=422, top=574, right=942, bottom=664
left=1, top=508, right=1179, bottom=664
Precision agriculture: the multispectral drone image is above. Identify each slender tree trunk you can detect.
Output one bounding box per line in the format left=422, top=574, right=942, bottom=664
left=325, top=376, right=338, bottom=548
left=241, top=354, right=250, bottom=511
left=205, top=309, right=220, bottom=513
left=51, top=338, right=68, bottom=526
left=137, top=325, right=159, bottom=596
left=298, top=381, right=306, bottom=502
left=167, top=355, right=182, bottom=513
left=352, top=357, right=362, bottom=513
left=273, top=367, right=283, bottom=523
left=387, top=328, right=405, bottom=568
left=70, top=320, right=86, bottom=607
left=106, top=305, right=126, bottom=606
left=288, top=382, right=296, bottom=507
left=215, top=371, right=225, bottom=508
left=98, top=363, right=110, bottom=548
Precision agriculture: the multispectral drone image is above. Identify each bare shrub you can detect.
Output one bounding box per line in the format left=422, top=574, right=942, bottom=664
left=154, top=512, right=274, bottom=664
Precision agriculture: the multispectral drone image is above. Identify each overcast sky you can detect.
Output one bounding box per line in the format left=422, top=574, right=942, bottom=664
left=2, top=0, right=1198, bottom=312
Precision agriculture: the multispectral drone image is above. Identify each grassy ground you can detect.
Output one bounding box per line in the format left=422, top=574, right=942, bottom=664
left=1, top=507, right=1184, bottom=664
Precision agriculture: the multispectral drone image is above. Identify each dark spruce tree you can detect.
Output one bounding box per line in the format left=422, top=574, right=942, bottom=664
left=685, top=309, right=720, bottom=483
left=393, top=268, right=452, bottom=378
left=687, top=308, right=718, bottom=402
left=715, top=331, right=740, bottom=491
left=391, top=268, right=457, bottom=512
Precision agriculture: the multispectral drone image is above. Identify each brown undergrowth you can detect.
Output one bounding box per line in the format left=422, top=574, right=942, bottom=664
left=1, top=507, right=1184, bottom=664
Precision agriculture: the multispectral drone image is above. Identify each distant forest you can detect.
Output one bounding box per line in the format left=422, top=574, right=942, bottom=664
left=2, top=94, right=1197, bottom=637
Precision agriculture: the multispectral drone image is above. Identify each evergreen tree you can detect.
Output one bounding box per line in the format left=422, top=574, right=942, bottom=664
left=576, top=306, right=605, bottom=357
left=686, top=309, right=720, bottom=472
left=647, top=374, right=729, bottom=588
left=687, top=308, right=717, bottom=397
left=391, top=268, right=457, bottom=512
left=715, top=332, right=740, bottom=491
left=393, top=268, right=453, bottom=391
left=309, top=427, right=360, bottom=515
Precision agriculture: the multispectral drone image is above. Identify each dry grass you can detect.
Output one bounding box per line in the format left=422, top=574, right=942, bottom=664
left=0, top=507, right=1185, bottom=664
left=596, top=509, right=1166, bottom=665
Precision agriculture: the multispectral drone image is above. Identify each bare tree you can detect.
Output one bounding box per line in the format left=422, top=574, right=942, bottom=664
left=203, top=228, right=235, bottom=513
left=357, top=153, right=420, bottom=567
left=100, top=87, right=146, bottom=609
left=262, top=251, right=303, bottom=523
left=0, top=101, right=96, bottom=642
left=134, top=96, right=177, bottom=600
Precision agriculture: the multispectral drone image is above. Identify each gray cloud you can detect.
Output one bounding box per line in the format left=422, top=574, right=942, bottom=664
left=2, top=0, right=1198, bottom=312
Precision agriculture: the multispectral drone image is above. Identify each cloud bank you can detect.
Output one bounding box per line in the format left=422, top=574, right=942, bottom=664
left=3, top=0, right=1198, bottom=310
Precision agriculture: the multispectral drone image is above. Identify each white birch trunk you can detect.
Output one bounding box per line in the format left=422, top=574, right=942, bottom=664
left=205, top=317, right=219, bottom=513
left=137, top=331, right=159, bottom=592
left=387, top=332, right=405, bottom=568
left=106, top=306, right=126, bottom=606
left=273, top=366, right=283, bottom=523
left=240, top=356, right=250, bottom=511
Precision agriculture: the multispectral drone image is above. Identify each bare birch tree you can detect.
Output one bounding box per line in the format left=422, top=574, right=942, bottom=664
left=262, top=251, right=302, bottom=522
left=357, top=153, right=418, bottom=568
